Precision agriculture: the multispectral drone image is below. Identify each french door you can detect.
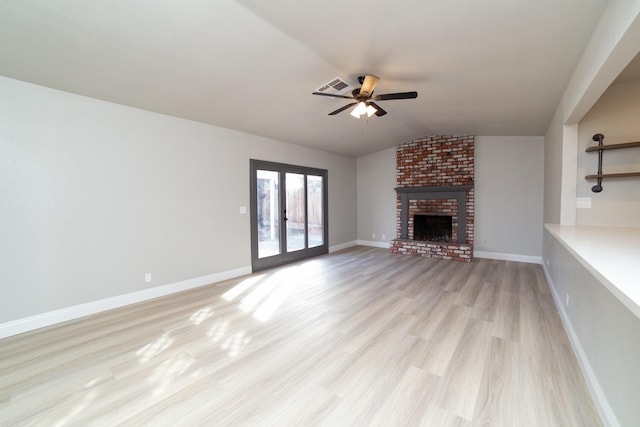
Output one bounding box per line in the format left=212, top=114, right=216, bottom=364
left=250, top=159, right=328, bottom=271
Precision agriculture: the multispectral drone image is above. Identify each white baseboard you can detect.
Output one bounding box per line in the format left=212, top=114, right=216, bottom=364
left=356, top=240, right=391, bottom=249
left=329, top=240, right=358, bottom=252
left=542, top=264, right=620, bottom=427
left=474, top=250, right=542, bottom=264
left=0, top=266, right=251, bottom=340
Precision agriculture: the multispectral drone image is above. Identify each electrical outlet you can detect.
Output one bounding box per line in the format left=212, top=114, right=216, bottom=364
left=372, top=233, right=376, bottom=239
left=381, top=234, right=386, bottom=240
left=546, top=258, right=549, bottom=267
left=145, top=273, right=152, bottom=283
left=565, top=293, right=570, bottom=307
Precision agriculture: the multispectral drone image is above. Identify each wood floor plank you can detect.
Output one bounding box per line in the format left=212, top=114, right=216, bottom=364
left=457, top=260, right=491, bottom=307
left=472, top=336, right=521, bottom=427
left=471, top=280, right=500, bottom=321
left=419, top=404, right=471, bottom=426
left=551, top=344, right=603, bottom=427
left=368, top=365, right=439, bottom=427
left=0, top=247, right=602, bottom=426
left=442, top=258, right=476, bottom=293
left=491, top=266, right=521, bottom=342
left=413, top=303, right=472, bottom=376
left=433, top=318, right=493, bottom=421
left=318, top=333, right=417, bottom=426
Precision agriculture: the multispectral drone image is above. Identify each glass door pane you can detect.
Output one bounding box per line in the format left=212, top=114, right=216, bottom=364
left=251, top=159, right=328, bottom=272
left=285, top=173, right=306, bottom=252
left=307, top=175, right=324, bottom=248
left=256, top=169, right=280, bottom=259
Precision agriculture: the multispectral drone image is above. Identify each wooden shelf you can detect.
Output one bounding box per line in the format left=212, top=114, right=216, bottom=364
left=585, top=141, right=640, bottom=152
left=586, top=172, right=640, bottom=179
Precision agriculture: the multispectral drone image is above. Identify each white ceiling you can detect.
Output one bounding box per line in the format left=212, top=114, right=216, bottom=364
left=0, top=0, right=610, bottom=157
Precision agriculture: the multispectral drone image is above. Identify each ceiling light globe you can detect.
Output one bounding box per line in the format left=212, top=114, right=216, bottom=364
left=350, top=102, right=367, bottom=118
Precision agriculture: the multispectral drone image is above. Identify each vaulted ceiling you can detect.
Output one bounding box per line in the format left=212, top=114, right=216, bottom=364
left=0, top=1, right=610, bottom=156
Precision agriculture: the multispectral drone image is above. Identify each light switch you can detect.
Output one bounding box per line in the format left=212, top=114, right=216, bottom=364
left=576, top=197, right=591, bottom=209
left=239, top=206, right=247, bottom=214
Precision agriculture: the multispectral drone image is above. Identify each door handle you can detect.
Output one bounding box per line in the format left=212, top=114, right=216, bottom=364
left=283, top=209, right=288, bottom=221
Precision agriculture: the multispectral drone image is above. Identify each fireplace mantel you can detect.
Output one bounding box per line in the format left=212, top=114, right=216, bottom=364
left=395, top=185, right=473, bottom=194
left=395, top=185, right=473, bottom=244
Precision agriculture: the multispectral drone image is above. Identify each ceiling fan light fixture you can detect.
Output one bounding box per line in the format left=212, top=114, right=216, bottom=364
left=313, top=75, right=417, bottom=117
left=350, top=101, right=368, bottom=118
left=365, top=104, right=377, bottom=117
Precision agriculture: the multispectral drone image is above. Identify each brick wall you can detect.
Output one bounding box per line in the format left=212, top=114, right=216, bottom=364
left=396, top=135, right=474, bottom=187
left=392, top=135, right=474, bottom=261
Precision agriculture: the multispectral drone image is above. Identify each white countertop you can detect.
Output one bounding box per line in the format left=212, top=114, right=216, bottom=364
left=545, top=224, right=640, bottom=318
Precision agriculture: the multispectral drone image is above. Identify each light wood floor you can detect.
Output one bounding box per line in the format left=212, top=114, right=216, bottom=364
left=0, top=247, right=602, bottom=426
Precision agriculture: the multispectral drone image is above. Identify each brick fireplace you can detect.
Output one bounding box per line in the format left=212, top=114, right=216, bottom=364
left=391, top=135, right=474, bottom=262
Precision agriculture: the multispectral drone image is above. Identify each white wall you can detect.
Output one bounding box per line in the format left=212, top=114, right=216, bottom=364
left=474, top=136, right=544, bottom=258
left=356, top=147, right=396, bottom=245
left=0, top=76, right=357, bottom=324
left=576, top=79, right=640, bottom=226
left=561, top=0, right=640, bottom=124
left=544, top=108, right=564, bottom=224
left=356, top=137, right=545, bottom=259
left=544, top=0, right=640, bottom=227
left=541, top=4, right=640, bottom=425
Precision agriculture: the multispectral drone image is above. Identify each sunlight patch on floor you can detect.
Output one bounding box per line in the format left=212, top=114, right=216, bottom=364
left=149, top=354, right=195, bottom=396
left=221, top=331, right=251, bottom=357
left=229, top=262, right=325, bottom=322
left=53, top=381, right=99, bottom=427
left=207, top=320, right=229, bottom=343
left=253, top=279, right=295, bottom=322
left=189, top=306, right=214, bottom=325
left=222, top=274, right=265, bottom=302
left=136, top=332, right=173, bottom=363
left=239, top=273, right=284, bottom=313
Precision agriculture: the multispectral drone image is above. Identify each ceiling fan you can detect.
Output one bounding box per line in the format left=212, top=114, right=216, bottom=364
left=312, top=75, right=418, bottom=118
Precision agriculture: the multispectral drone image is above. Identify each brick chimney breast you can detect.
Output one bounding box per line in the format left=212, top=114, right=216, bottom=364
left=392, top=135, right=474, bottom=262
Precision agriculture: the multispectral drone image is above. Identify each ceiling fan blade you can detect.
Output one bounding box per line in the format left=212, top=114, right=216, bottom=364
left=360, top=75, right=379, bottom=97
left=328, top=102, right=358, bottom=115
left=373, top=91, right=418, bottom=101
left=369, top=102, right=387, bottom=116
left=312, top=91, right=355, bottom=100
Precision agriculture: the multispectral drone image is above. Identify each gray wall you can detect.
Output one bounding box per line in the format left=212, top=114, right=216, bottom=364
left=544, top=230, right=640, bottom=427
left=474, top=136, right=544, bottom=257
left=356, top=147, right=397, bottom=244
left=544, top=108, right=565, bottom=224
left=355, top=136, right=545, bottom=258
left=0, top=76, right=357, bottom=323
left=576, top=78, right=640, bottom=226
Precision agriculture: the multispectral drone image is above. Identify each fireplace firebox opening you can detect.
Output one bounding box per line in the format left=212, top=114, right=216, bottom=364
left=413, top=214, right=452, bottom=242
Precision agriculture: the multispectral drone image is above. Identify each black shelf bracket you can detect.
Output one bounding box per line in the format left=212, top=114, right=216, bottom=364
left=585, top=133, right=640, bottom=192
left=591, top=133, right=604, bottom=193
